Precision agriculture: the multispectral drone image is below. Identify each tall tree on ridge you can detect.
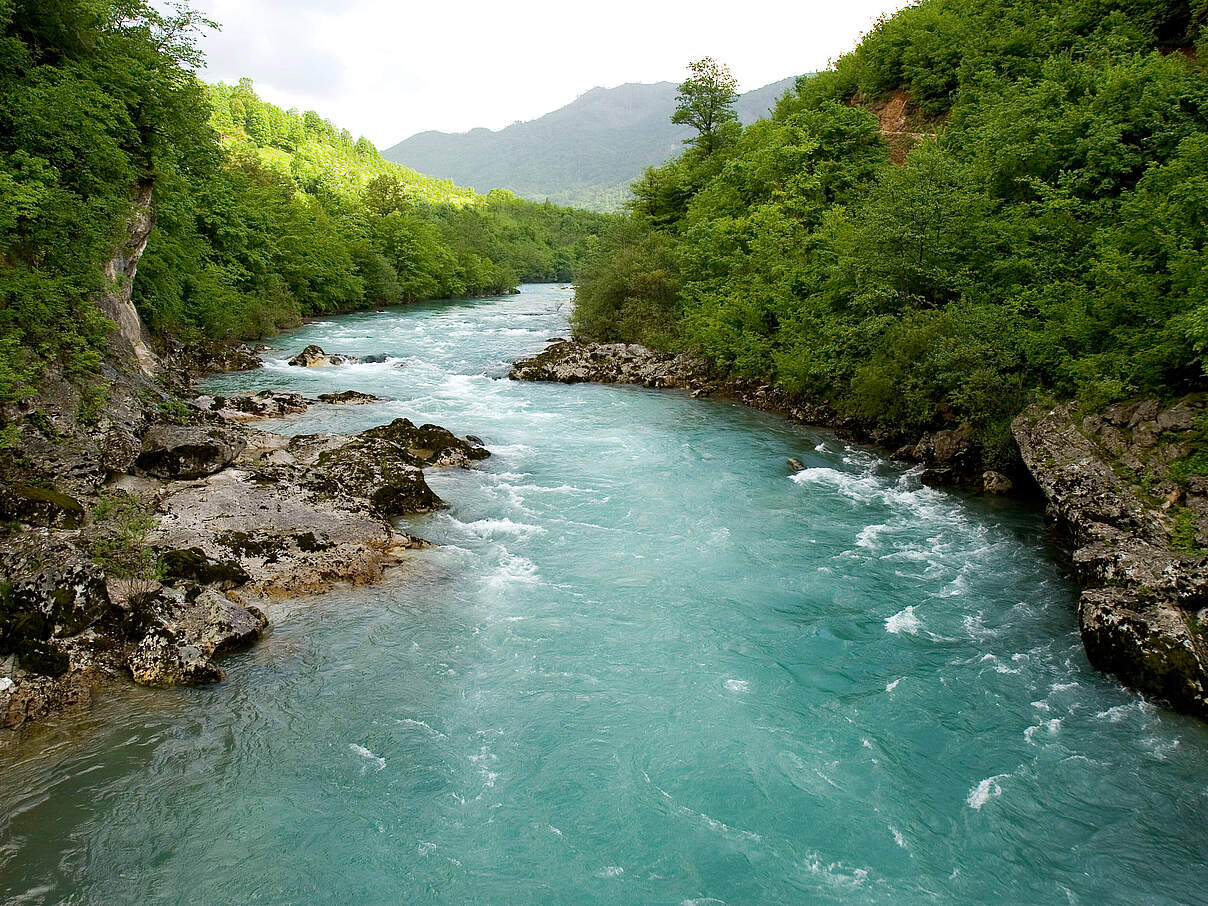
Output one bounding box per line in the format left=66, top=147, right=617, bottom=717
left=671, top=57, right=739, bottom=156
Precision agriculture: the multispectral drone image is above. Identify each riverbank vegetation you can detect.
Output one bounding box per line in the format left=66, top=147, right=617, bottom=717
left=573, top=0, right=1208, bottom=464
left=0, top=1, right=609, bottom=405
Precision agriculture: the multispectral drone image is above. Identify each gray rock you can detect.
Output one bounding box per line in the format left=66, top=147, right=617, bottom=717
left=288, top=345, right=356, bottom=368
left=1012, top=402, right=1208, bottom=717
left=125, top=586, right=267, bottom=687
left=136, top=424, right=247, bottom=479
left=982, top=471, right=1014, bottom=495
left=510, top=341, right=712, bottom=388
left=317, top=390, right=383, bottom=405
left=0, top=538, right=113, bottom=665
left=201, top=391, right=312, bottom=422
left=787, top=458, right=805, bottom=473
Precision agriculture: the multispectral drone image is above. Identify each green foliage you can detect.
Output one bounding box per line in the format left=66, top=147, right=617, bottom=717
left=573, top=0, right=1208, bottom=467
left=672, top=58, right=740, bottom=156
left=88, top=492, right=162, bottom=584
left=0, top=10, right=610, bottom=374
left=1169, top=507, right=1204, bottom=554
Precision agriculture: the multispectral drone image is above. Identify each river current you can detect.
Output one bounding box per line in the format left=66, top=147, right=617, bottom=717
left=2, top=284, right=1207, bottom=904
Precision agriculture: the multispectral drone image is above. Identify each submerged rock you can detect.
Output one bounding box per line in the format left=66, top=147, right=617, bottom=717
left=136, top=424, right=247, bottom=479
left=787, top=458, right=805, bottom=473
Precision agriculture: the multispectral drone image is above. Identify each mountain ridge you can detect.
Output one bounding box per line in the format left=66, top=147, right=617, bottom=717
left=383, top=77, right=799, bottom=210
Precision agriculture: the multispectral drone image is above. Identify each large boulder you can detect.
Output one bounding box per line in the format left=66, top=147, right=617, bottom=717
left=317, top=390, right=383, bottom=405
left=197, top=390, right=313, bottom=422
left=288, top=345, right=356, bottom=367
left=135, top=424, right=247, bottom=479
left=0, top=538, right=113, bottom=675
left=125, top=585, right=267, bottom=687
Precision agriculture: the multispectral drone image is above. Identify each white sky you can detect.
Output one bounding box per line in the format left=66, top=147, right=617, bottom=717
left=191, top=0, right=912, bottom=147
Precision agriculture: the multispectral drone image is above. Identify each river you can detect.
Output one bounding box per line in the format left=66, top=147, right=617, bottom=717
left=2, top=284, right=1207, bottom=905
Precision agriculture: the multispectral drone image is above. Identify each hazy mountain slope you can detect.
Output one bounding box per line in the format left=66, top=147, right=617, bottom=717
left=383, top=77, right=798, bottom=210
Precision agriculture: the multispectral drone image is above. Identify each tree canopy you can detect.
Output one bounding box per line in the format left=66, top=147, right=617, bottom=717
left=573, top=0, right=1208, bottom=469
left=0, top=3, right=610, bottom=423
left=670, top=58, right=739, bottom=156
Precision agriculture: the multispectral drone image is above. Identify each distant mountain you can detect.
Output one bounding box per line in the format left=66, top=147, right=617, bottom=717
left=383, top=77, right=799, bottom=211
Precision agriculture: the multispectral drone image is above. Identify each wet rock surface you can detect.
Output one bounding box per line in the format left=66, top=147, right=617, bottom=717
left=1013, top=400, right=1208, bottom=717
left=288, top=344, right=357, bottom=367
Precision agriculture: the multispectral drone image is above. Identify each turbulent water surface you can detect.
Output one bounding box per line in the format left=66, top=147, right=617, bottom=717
left=3, top=285, right=1208, bottom=905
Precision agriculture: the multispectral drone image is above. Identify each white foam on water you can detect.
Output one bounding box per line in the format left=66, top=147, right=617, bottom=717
left=596, top=866, right=624, bottom=878
left=682, top=899, right=727, bottom=906
left=886, top=606, right=922, bottom=635
left=1095, top=700, right=1155, bottom=722
left=645, top=772, right=762, bottom=844
left=801, top=853, right=870, bottom=889
left=856, top=523, right=888, bottom=549
left=349, top=743, right=386, bottom=771
left=966, top=774, right=1007, bottom=809
left=791, top=467, right=882, bottom=501
left=464, top=518, right=546, bottom=539
left=1024, top=718, right=1063, bottom=743
left=889, top=825, right=908, bottom=849
left=548, top=825, right=563, bottom=837
left=482, top=554, right=540, bottom=592
left=885, top=678, right=901, bottom=692
left=724, top=679, right=750, bottom=693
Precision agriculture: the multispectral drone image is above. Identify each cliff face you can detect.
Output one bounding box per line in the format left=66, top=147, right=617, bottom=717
left=97, top=179, right=158, bottom=375
left=1012, top=400, right=1208, bottom=716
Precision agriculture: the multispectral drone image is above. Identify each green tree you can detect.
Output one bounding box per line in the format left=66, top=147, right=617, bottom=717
left=671, top=57, right=739, bottom=156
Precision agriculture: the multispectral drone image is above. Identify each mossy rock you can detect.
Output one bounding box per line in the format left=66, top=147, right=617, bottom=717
left=0, top=484, right=84, bottom=528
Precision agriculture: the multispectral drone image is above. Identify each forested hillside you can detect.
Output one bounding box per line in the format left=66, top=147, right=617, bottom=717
left=0, top=2, right=607, bottom=417
left=383, top=78, right=798, bottom=211
left=574, top=0, right=1208, bottom=465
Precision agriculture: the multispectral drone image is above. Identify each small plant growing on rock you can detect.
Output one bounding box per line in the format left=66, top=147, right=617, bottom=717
left=1169, top=507, right=1205, bottom=556
left=88, top=493, right=163, bottom=596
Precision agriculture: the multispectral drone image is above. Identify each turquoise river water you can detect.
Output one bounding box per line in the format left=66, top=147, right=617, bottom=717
left=2, top=284, right=1208, bottom=905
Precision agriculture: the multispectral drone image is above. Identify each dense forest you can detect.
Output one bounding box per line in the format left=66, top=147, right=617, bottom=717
left=574, top=0, right=1208, bottom=465
left=0, top=1, right=608, bottom=416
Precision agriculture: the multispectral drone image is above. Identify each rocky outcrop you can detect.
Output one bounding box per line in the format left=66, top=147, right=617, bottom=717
left=125, top=586, right=266, bottom=687
left=161, top=336, right=263, bottom=382
left=2, top=390, right=491, bottom=731
left=317, top=390, right=382, bottom=405
left=1012, top=400, right=1208, bottom=716
left=135, top=424, right=247, bottom=479
left=510, top=340, right=713, bottom=388
left=98, top=180, right=158, bottom=374
left=0, top=538, right=114, bottom=676
left=288, top=345, right=357, bottom=367
left=195, top=391, right=313, bottom=422
left=511, top=340, right=999, bottom=486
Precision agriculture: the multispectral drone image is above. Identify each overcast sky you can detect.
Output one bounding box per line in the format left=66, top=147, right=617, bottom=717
left=191, top=0, right=911, bottom=147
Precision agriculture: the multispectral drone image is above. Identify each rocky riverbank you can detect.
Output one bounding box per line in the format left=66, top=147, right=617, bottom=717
left=512, top=340, right=1208, bottom=718
left=1013, top=401, right=1208, bottom=717
left=0, top=369, right=489, bottom=733
left=509, top=340, right=1017, bottom=493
